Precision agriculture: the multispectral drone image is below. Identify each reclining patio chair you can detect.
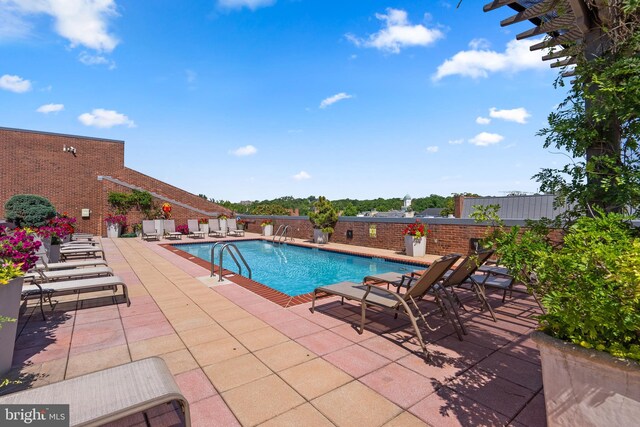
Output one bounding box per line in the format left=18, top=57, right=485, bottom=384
left=208, top=219, right=224, bottom=237
left=164, top=220, right=183, bottom=240
left=311, top=254, right=460, bottom=358
left=60, top=244, right=105, bottom=261
left=0, top=357, right=191, bottom=427
left=227, top=218, right=245, bottom=237
left=142, top=220, right=161, bottom=241
left=35, top=251, right=108, bottom=270
left=27, top=266, right=114, bottom=283
left=187, top=219, right=205, bottom=239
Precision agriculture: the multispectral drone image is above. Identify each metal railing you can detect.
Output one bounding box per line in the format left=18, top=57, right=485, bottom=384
left=272, top=224, right=292, bottom=244
left=210, top=242, right=252, bottom=282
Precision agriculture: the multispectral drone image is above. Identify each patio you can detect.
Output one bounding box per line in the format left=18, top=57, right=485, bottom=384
left=2, top=235, right=545, bottom=426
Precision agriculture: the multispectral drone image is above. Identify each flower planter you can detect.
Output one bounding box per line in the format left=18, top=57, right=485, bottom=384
left=41, top=236, right=52, bottom=254
left=106, top=223, right=121, bottom=238
left=0, top=276, right=24, bottom=375
left=219, top=219, right=228, bottom=234
left=263, top=224, right=273, bottom=237
left=154, top=219, right=165, bottom=236
left=200, top=224, right=209, bottom=235
left=404, top=235, right=426, bottom=257
left=532, top=331, right=640, bottom=426
left=313, top=229, right=329, bottom=244
left=49, top=243, right=61, bottom=263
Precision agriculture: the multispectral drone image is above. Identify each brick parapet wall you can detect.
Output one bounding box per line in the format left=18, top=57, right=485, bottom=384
left=0, top=127, right=231, bottom=236
left=239, top=215, right=564, bottom=256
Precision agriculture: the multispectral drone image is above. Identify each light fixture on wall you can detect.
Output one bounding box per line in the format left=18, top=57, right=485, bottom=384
left=63, top=144, right=77, bottom=156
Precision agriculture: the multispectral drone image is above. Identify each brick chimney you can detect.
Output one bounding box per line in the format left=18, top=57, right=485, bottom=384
left=454, top=195, right=464, bottom=218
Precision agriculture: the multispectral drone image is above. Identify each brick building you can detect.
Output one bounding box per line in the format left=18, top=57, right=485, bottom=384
left=0, top=127, right=231, bottom=235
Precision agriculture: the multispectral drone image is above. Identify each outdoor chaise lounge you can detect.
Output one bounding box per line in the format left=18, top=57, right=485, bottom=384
left=60, top=245, right=105, bottom=261
left=187, top=219, right=205, bottom=239
left=28, top=266, right=114, bottom=283
left=142, top=220, right=161, bottom=241
left=164, top=220, right=183, bottom=240
left=0, top=357, right=191, bottom=426
left=226, top=218, right=245, bottom=237
left=36, top=252, right=108, bottom=270
left=208, top=218, right=224, bottom=237
left=311, top=254, right=460, bottom=358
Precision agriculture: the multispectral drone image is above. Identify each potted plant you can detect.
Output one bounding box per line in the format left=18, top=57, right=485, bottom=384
left=309, top=196, right=338, bottom=244
left=237, top=219, right=247, bottom=231
left=198, top=218, right=209, bottom=235
left=261, top=219, right=274, bottom=237
left=218, top=215, right=228, bottom=235
left=0, top=226, right=41, bottom=375
left=104, top=214, right=127, bottom=238
left=402, top=220, right=428, bottom=257
left=132, top=223, right=143, bottom=238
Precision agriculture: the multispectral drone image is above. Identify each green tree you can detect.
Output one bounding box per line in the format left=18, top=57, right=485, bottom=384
left=309, top=196, right=338, bottom=233
left=252, top=204, right=290, bottom=216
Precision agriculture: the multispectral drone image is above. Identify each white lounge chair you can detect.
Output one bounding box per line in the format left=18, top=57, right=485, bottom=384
left=227, top=218, right=245, bottom=237
left=208, top=219, right=224, bottom=237
left=0, top=357, right=191, bottom=427
left=163, top=220, right=183, bottom=240
left=187, top=219, right=205, bottom=239
left=142, top=220, right=161, bottom=241
left=28, top=266, right=114, bottom=282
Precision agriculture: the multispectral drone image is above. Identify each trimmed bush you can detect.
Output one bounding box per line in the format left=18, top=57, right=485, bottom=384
left=4, top=194, right=56, bottom=227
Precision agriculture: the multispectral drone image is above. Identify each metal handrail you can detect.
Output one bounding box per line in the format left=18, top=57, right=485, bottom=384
left=210, top=243, right=252, bottom=282
left=272, top=225, right=285, bottom=243
left=272, top=224, right=291, bottom=244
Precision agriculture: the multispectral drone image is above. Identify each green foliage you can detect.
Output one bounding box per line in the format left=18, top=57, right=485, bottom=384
left=474, top=206, right=640, bottom=361
left=107, top=192, right=131, bottom=215
left=4, top=194, right=56, bottom=227
left=309, top=196, right=338, bottom=233
left=252, top=204, right=290, bottom=216
left=535, top=13, right=640, bottom=217
left=107, top=191, right=156, bottom=218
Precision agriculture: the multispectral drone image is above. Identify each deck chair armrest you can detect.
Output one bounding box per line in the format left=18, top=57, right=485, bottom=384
left=362, top=283, right=407, bottom=305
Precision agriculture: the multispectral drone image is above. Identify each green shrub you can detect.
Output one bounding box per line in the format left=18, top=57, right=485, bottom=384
left=4, top=194, right=56, bottom=227
left=309, top=196, right=338, bottom=234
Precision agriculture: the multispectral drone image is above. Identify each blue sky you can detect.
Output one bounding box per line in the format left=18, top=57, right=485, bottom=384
left=0, top=0, right=569, bottom=201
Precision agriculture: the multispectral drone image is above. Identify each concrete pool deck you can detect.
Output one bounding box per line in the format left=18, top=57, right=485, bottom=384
left=3, top=234, right=546, bottom=426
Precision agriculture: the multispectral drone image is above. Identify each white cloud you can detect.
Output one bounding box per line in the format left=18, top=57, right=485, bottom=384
left=489, top=107, right=531, bottom=124
left=433, top=38, right=548, bottom=81
left=448, top=139, right=464, bottom=145
left=218, top=0, right=275, bottom=10
left=0, top=74, right=31, bottom=93
left=36, top=103, right=64, bottom=114
left=469, top=132, right=504, bottom=147
left=78, top=108, right=135, bottom=128
left=426, top=146, right=439, bottom=153
left=230, top=145, right=257, bottom=156
left=346, top=8, right=443, bottom=54
left=476, top=116, right=491, bottom=125
left=468, top=38, right=491, bottom=50
left=79, top=51, right=116, bottom=69
left=4, top=0, right=119, bottom=52
left=293, top=171, right=311, bottom=181
left=319, top=92, right=352, bottom=109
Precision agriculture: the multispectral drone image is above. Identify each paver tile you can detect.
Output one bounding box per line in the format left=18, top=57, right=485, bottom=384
left=297, top=329, right=353, bottom=356
left=254, top=340, right=317, bottom=372
left=236, top=326, right=289, bottom=352
left=203, top=353, right=272, bottom=392
left=190, top=395, right=240, bottom=427
left=258, top=403, right=334, bottom=427
left=175, top=368, right=218, bottom=404
left=128, top=334, right=185, bottom=360
left=279, top=358, right=352, bottom=400
left=476, top=351, right=542, bottom=391
left=157, top=349, right=199, bottom=375
left=190, top=336, right=249, bottom=366
left=512, top=392, right=547, bottom=427
left=178, top=323, right=230, bottom=347
left=382, top=411, right=429, bottom=427
left=361, top=362, right=438, bottom=409
left=323, top=344, right=391, bottom=378
left=66, top=345, right=131, bottom=379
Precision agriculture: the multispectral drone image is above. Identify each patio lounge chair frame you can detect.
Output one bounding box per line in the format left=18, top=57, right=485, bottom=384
left=0, top=357, right=191, bottom=427
left=187, top=219, right=206, bottom=239
left=208, top=219, right=224, bottom=237
left=226, top=218, right=245, bottom=237
left=311, top=254, right=460, bottom=358
left=142, top=220, right=161, bottom=241
left=163, top=220, right=183, bottom=240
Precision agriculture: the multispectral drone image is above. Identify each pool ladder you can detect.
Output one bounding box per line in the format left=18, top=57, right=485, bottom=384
left=210, top=242, right=252, bottom=282
left=272, top=225, right=293, bottom=244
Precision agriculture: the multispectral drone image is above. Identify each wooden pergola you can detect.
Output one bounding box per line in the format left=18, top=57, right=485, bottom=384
left=483, top=0, right=617, bottom=75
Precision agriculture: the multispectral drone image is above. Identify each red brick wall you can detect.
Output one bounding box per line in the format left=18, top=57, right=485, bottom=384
left=0, top=127, right=231, bottom=235
left=241, top=216, right=563, bottom=256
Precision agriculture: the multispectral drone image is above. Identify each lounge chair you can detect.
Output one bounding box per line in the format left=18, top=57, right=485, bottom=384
left=29, top=266, right=114, bottom=282
left=71, top=233, right=94, bottom=241
left=311, top=254, right=460, bottom=358
left=0, top=357, right=191, bottom=427
left=36, top=256, right=108, bottom=271
left=22, top=275, right=131, bottom=316
left=208, top=219, right=224, bottom=237
left=164, top=220, right=183, bottom=240
left=60, top=245, right=105, bottom=260
left=142, top=220, right=161, bottom=241
left=227, top=218, right=245, bottom=237
left=187, top=219, right=205, bottom=239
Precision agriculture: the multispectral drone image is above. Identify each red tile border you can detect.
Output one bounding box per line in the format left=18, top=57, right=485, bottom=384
left=162, top=239, right=432, bottom=307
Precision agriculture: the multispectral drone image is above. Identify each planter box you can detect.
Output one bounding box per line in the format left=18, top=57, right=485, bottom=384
left=532, top=331, right=640, bottom=426
left=154, top=219, right=165, bottom=236
left=313, top=229, right=329, bottom=244
left=49, top=244, right=61, bottom=263
left=0, top=276, right=24, bottom=375
left=263, top=224, right=273, bottom=237
left=200, top=224, right=209, bottom=235
left=219, top=219, right=228, bottom=234
left=106, top=223, right=121, bottom=238
left=404, top=235, right=426, bottom=257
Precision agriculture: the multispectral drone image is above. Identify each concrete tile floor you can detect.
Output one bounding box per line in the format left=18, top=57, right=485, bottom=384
left=2, top=234, right=547, bottom=426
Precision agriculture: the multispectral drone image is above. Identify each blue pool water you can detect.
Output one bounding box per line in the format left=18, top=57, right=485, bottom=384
left=176, top=240, right=421, bottom=296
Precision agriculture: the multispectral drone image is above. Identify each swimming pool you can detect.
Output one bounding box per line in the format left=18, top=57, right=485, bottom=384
left=176, top=240, right=422, bottom=296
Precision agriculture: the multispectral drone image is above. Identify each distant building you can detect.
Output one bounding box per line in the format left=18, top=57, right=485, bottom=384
left=457, top=194, right=572, bottom=220
left=417, top=208, right=444, bottom=218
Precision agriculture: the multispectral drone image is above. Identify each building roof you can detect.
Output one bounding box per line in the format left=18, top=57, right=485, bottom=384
left=460, top=194, right=572, bottom=220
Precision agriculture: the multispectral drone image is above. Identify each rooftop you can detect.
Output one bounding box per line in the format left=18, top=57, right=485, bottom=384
left=3, top=234, right=545, bottom=426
